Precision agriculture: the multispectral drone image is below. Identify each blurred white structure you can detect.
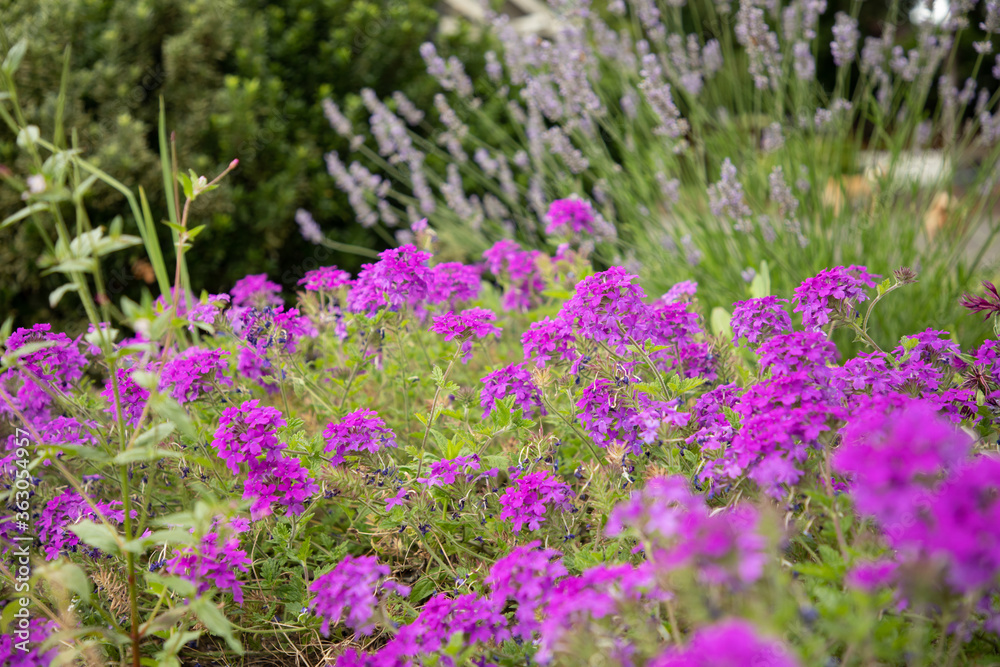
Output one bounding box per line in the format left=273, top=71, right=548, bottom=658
left=439, top=0, right=557, bottom=36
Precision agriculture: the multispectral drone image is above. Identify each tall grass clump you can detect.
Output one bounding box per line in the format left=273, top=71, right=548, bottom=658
left=313, top=0, right=1000, bottom=349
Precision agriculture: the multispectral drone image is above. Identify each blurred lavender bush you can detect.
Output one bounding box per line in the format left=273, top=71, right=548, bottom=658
left=316, top=0, right=1000, bottom=348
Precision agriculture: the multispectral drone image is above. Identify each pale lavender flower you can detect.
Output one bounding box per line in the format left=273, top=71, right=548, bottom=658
left=762, top=122, right=784, bottom=152
left=391, top=91, right=425, bottom=126
left=983, top=0, right=1000, bottom=33
left=769, top=166, right=798, bottom=223
left=639, top=55, right=690, bottom=142
left=322, top=98, right=354, bottom=138
left=708, top=158, right=752, bottom=231
left=295, top=209, right=323, bottom=244
left=735, top=1, right=782, bottom=91
left=831, top=12, right=859, bottom=67
left=793, top=41, right=815, bottom=80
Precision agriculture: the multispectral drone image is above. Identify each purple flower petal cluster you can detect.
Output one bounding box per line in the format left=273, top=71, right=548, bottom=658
left=416, top=455, right=485, bottom=486
left=486, top=541, right=567, bottom=639
left=101, top=368, right=149, bottom=427
left=230, top=273, right=283, bottom=308
left=0, top=617, right=58, bottom=667
left=521, top=317, right=578, bottom=369
left=211, top=399, right=317, bottom=520
left=429, top=308, right=502, bottom=361
left=685, top=383, right=743, bottom=452
left=649, top=619, right=799, bottom=667
left=535, top=562, right=660, bottom=664
left=3, top=324, right=87, bottom=390
left=298, top=266, right=352, bottom=292
left=1, top=325, right=87, bottom=426
left=608, top=476, right=766, bottom=586
left=645, top=296, right=714, bottom=378
left=426, top=262, right=483, bottom=307
left=380, top=593, right=508, bottom=663
left=163, top=531, right=252, bottom=603
left=545, top=196, right=595, bottom=236
left=483, top=240, right=545, bottom=311
left=576, top=379, right=689, bottom=456
left=836, top=398, right=1000, bottom=594
left=756, top=331, right=839, bottom=375
left=560, top=266, right=650, bottom=354
left=308, top=554, right=409, bottom=636
left=347, top=245, right=433, bottom=316
left=159, top=347, right=232, bottom=403
left=730, top=296, right=792, bottom=346
left=702, top=373, right=845, bottom=497
left=498, top=470, right=573, bottom=533
left=323, top=409, right=398, bottom=466
left=663, top=280, right=698, bottom=303
left=38, top=490, right=124, bottom=560
left=237, top=347, right=278, bottom=395
left=793, top=265, right=878, bottom=330
left=834, top=397, right=971, bottom=533
left=480, top=363, right=545, bottom=419
left=240, top=306, right=317, bottom=355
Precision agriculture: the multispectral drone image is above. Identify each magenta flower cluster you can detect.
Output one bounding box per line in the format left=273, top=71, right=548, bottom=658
left=323, top=409, right=398, bottom=466
left=480, top=363, right=545, bottom=419
left=212, top=399, right=317, bottom=519
left=730, top=296, right=792, bottom=346
left=159, top=346, right=232, bottom=403
left=608, top=476, right=767, bottom=587
left=429, top=307, right=502, bottom=361
left=545, top=196, right=595, bottom=235
left=498, top=470, right=573, bottom=533
left=308, top=554, right=410, bottom=636
left=163, top=529, right=252, bottom=603
left=793, top=265, right=878, bottom=329
left=38, top=490, right=124, bottom=560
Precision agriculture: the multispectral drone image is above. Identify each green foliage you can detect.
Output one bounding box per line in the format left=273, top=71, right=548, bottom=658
left=0, top=0, right=486, bottom=325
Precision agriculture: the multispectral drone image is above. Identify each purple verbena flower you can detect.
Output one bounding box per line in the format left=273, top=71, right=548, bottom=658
left=430, top=308, right=502, bottom=362
left=163, top=531, right=251, bottom=603
left=308, top=554, right=409, bottom=636
left=299, top=266, right=352, bottom=292
left=730, top=296, right=792, bottom=346
left=481, top=363, right=545, bottom=419
left=323, top=409, right=398, bottom=466
left=793, top=265, right=878, bottom=330
left=498, top=470, right=573, bottom=533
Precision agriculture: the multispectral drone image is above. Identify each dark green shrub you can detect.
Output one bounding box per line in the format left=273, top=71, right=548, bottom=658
left=0, top=0, right=484, bottom=324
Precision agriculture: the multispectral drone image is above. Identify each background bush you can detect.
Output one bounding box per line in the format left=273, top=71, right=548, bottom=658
left=0, top=0, right=487, bottom=325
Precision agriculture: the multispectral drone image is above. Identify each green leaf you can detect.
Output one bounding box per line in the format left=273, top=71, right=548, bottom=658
left=2, top=39, right=27, bottom=76
left=2, top=202, right=48, bottom=229
left=150, top=396, right=197, bottom=440
left=750, top=260, right=771, bottom=299
left=49, top=283, right=79, bottom=308
left=177, top=172, right=193, bottom=201
left=189, top=598, right=243, bottom=654
left=113, top=445, right=180, bottom=465
left=68, top=520, right=122, bottom=554
left=39, top=561, right=92, bottom=604
left=134, top=422, right=176, bottom=449
left=710, top=307, right=732, bottom=339
left=146, top=572, right=197, bottom=598
left=409, top=577, right=437, bottom=603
